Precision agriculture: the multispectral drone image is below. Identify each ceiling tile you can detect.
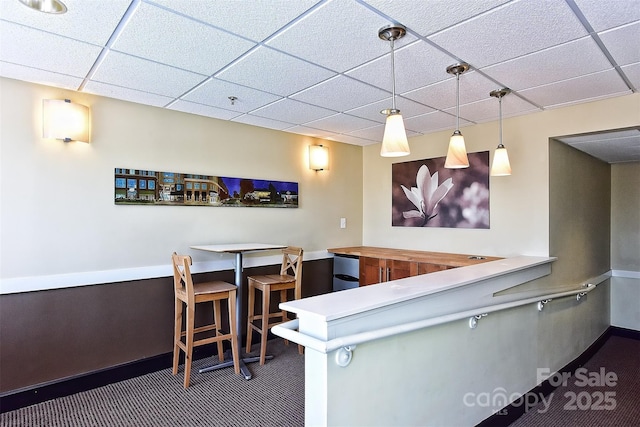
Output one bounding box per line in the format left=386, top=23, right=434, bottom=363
left=328, top=133, right=376, bottom=146
left=621, top=62, right=640, bottom=90
left=402, top=69, right=498, bottom=111
left=403, top=110, right=461, bottom=134
left=265, top=0, right=415, bottom=73
left=111, top=2, right=256, bottom=76
left=303, top=113, right=380, bottom=133
left=89, top=51, right=206, bottom=98
left=347, top=40, right=458, bottom=94
left=284, top=125, right=337, bottom=139
left=455, top=94, right=540, bottom=124
left=167, top=100, right=241, bottom=120
left=518, top=69, right=631, bottom=108
left=0, top=22, right=102, bottom=77
left=481, top=37, right=612, bottom=91
left=231, top=114, right=294, bottom=131
left=215, top=46, right=335, bottom=96
left=290, top=75, right=388, bottom=111
left=0, top=0, right=131, bottom=45
left=0, top=0, right=635, bottom=163
left=0, top=62, right=83, bottom=90
left=150, top=0, right=321, bottom=42
left=598, top=21, right=640, bottom=67
left=250, top=98, right=336, bottom=124
left=182, top=78, right=282, bottom=113
left=566, top=138, right=640, bottom=163
left=362, top=0, right=511, bottom=36
left=572, top=0, right=640, bottom=32
left=345, top=96, right=434, bottom=123
left=83, top=81, right=174, bottom=107
left=429, top=0, right=588, bottom=68
left=558, top=128, right=640, bottom=143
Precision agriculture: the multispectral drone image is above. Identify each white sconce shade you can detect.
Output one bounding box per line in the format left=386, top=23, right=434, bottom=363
left=491, top=144, right=512, bottom=176
left=43, top=99, right=90, bottom=142
left=380, top=113, right=410, bottom=157
left=444, top=130, right=469, bottom=168
left=309, top=145, right=329, bottom=171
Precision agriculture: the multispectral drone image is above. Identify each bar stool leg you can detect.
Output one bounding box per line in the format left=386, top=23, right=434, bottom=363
left=213, top=300, right=224, bottom=361
left=172, top=299, right=182, bottom=375
left=260, top=286, right=270, bottom=365
left=246, top=282, right=255, bottom=353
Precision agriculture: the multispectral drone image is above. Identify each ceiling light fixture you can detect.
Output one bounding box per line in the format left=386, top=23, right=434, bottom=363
left=490, top=88, right=512, bottom=176
left=445, top=63, right=470, bottom=169
left=18, top=0, right=67, bottom=14
left=378, top=24, right=410, bottom=157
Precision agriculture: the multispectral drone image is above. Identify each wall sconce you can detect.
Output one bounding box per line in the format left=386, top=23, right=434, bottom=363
left=43, top=99, right=90, bottom=143
left=445, top=63, right=470, bottom=169
left=489, top=88, right=512, bottom=176
left=309, top=145, right=329, bottom=171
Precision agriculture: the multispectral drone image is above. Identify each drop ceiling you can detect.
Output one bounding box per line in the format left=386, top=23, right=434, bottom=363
left=1, top=0, right=639, bottom=162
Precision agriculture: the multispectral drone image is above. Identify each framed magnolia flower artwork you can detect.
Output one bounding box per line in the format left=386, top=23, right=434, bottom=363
left=391, top=151, right=490, bottom=228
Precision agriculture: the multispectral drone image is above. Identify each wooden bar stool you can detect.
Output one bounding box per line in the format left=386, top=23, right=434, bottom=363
left=172, top=253, right=240, bottom=388
left=246, top=246, right=303, bottom=365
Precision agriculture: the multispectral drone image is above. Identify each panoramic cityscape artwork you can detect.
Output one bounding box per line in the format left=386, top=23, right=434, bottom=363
left=391, top=152, right=490, bottom=229
left=114, top=168, right=298, bottom=208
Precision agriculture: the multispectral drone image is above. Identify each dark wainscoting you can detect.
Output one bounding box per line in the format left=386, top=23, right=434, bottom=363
left=0, top=257, right=333, bottom=411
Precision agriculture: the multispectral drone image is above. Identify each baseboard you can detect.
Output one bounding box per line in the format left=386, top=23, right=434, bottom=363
left=609, top=325, right=640, bottom=340
left=476, top=326, right=616, bottom=427
left=0, top=344, right=217, bottom=414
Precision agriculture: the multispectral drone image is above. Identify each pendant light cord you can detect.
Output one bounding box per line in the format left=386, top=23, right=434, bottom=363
left=390, top=37, right=396, bottom=111
left=455, top=72, right=460, bottom=130
left=499, top=95, right=503, bottom=146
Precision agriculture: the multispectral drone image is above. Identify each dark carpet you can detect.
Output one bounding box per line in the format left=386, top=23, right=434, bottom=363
left=2, top=335, right=637, bottom=426
left=508, top=335, right=640, bottom=427
left=0, top=340, right=304, bottom=427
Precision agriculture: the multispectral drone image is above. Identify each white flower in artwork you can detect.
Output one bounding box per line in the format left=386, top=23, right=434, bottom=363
left=401, top=164, right=454, bottom=225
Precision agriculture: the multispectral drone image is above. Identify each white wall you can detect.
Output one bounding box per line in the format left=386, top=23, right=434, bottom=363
left=610, top=162, right=640, bottom=331
left=362, top=94, right=640, bottom=259
left=0, top=78, right=363, bottom=292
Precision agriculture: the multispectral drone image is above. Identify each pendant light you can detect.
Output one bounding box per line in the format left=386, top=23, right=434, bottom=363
left=379, top=24, right=410, bottom=157
left=444, top=63, right=470, bottom=168
left=490, top=88, right=512, bottom=176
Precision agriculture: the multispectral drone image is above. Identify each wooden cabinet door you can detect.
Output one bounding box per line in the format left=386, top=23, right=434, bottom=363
left=360, top=256, right=385, bottom=286
left=417, top=263, right=451, bottom=275
left=387, top=259, right=416, bottom=281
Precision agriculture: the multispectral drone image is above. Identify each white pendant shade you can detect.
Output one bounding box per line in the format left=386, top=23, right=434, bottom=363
left=489, top=88, right=512, bottom=176
left=380, top=113, right=410, bottom=157
left=378, top=24, right=409, bottom=158
left=43, top=99, right=90, bottom=142
left=444, top=131, right=469, bottom=168
left=491, top=144, right=512, bottom=176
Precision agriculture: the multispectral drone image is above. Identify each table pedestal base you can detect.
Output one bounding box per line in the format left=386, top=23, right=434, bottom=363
left=198, top=353, right=274, bottom=380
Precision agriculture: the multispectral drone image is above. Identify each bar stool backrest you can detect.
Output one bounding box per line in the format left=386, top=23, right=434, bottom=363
left=280, top=246, right=303, bottom=300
